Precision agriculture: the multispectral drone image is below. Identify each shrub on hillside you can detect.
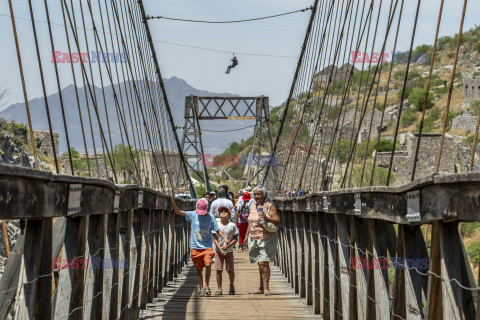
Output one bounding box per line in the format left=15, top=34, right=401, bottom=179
left=464, top=134, right=475, bottom=147
left=400, top=108, right=418, bottom=127
left=467, top=240, right=480, bottom=264
left=377, top=139, right=396, bottom=152
left=474, top=42, right=480, bottom=54
left=434, top=86, right=449, bottom=97
left=408, top=88, right=435, bottom=112
left=461, top=222, right=480, bottom=237
left=375, top=103, right=384, bottom=111
left=393, top=70, right=406, bottom=80
left=397, top=87, right=413, bottom=101
left=442, top=111, right=458, bottom=130
left=387, top=117, right=396, bottom=130
left=336, top=139, right=353, bottom=163
left=413, top=44, right=432, bottom=56
left=328, top=106, right=342, bottom=119
left=471, top=100, right=480, bottom=115
left=416, top=114, right=436, bottom=133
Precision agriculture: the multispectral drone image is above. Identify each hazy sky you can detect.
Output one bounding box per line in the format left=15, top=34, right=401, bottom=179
left=0, top=0, right=479, bottom=109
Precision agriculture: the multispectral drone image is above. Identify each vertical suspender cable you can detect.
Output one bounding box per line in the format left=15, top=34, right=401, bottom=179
left=262, top=0, right=320, bottom=186
left=436, top=0, right=469, bottom=173
left=138, top=0, right=197, bottom=197
left=7, top=0, right=39, bottom=169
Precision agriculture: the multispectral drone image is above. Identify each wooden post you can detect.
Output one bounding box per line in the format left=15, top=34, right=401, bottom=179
left=323, top=213, right=335, bottom=319
left=365, top=220, right=392, bottom=319
left=1, top=220, right=10, bottom=258
left=16, top=219, right=52, bottom=319
left=120, top=211, right=133, bottom=320
left=285, top=212, right=293, bottom=286
left=354, top=217, right=369, bottom=320
left=334, top=213, right=350, bottom=319
left=167, top=210, right=174, bottom=282
left=295, top=212, right=305, bottom=298
left=86, top=214, right=106, bottom=319
left=392, top=225, right=428, bottom=319
left=150, top=210, right=158, bottom=301
left=52, top=216, right=87, bottom=320
left=0, top=234, right=24, bottom=320
left=162, top=210, right=169, bottom=288
left=304, top=212, right=313, bottom=305
left=131, top=210, right=143, bottom=319
left=311, top=212, right=321, bottom=314
left=427, top=221, right=477, bottom=319
left=141, top=210, right=151, bottom=309
left=108, top=213, right=121, bottom=320
left=348, top=216, right=358, bottom=320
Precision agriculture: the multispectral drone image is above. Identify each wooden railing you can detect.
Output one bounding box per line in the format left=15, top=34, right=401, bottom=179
left=274, top=172, right=480, bottom=320
left=0, top=164, right=194, bottom=320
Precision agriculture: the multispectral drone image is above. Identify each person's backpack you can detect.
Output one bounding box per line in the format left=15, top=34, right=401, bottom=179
left=239, top=200, right=250, bottom=223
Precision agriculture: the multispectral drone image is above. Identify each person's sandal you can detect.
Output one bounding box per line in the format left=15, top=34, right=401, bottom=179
left=215, top=290, right=222, bottom=295
left=205, top=287, right=212, bottom=296
left=229, top=287, right=235, bottom=295
left=198, top=289, right=206, bottom=297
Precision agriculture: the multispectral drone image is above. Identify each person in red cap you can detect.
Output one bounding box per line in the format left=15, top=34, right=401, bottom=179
left=236, top=192, right=255, bottom=252
left=170, top=196, right=227, bottom=297
left=226, top=56, right=238, bottom=74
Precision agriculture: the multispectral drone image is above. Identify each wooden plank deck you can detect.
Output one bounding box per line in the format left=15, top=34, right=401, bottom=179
left=139, top=250, right=318, bottom=319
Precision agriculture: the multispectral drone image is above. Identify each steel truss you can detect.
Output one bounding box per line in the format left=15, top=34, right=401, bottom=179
left=179, top=95, right=279, bottom=192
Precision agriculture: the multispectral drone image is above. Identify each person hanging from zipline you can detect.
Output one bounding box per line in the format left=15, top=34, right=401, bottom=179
left=226, top=56, right=238, bottom=74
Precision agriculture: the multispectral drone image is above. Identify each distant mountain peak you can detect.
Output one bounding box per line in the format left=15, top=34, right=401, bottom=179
left=0, top=76, right=247, bottom=154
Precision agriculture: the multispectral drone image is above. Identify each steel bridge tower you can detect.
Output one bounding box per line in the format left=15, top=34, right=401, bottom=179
left=179, top=95, right=278, bottom=193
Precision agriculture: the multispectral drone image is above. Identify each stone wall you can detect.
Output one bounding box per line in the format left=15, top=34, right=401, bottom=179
left=463, top=76, right=480, bottom=103
left=30, top=130, right=59, bottom=158
left=375, top=133, right=456, bottom=186
left=452, top=115, right=478, bottom=132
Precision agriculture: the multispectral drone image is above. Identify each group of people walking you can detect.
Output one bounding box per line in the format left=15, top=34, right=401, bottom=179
left=169, top=184, right=280, bottom=297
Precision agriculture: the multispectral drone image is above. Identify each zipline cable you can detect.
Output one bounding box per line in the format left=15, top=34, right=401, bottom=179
left=146, top=6, right=313, bottom=23
left=0, top=13, right=298, bottom=59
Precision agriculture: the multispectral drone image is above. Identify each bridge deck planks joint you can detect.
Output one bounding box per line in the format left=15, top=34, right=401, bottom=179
left=139, top=251, right=317, bottom=319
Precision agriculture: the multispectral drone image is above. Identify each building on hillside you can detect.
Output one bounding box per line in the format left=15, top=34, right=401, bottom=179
left=375, top=133, right=456, bottom=186
left=463, top=75, right=480, bottom=103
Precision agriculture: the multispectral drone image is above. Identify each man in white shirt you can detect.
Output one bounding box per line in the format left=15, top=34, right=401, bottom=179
left=209, top=187, right=236, bottom=223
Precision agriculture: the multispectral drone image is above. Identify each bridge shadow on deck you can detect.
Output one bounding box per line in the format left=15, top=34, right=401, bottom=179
left=140, top=253, right=317, bottom=320
left=141, top=266, right=200, bottom=319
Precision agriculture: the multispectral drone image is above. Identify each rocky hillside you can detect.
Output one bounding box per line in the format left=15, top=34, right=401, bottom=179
left=0, top=119, right=33, bottom=278
left=211, top=25, right=480, bottom=188
left=0, top=77, right=249, bottom=154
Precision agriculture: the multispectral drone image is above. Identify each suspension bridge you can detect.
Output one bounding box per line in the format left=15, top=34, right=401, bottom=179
left=0, top=0, right=479, bottom=319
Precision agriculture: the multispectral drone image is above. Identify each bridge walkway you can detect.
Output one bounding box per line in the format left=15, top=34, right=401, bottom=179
left=139, top=250, right=316, bottom=319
